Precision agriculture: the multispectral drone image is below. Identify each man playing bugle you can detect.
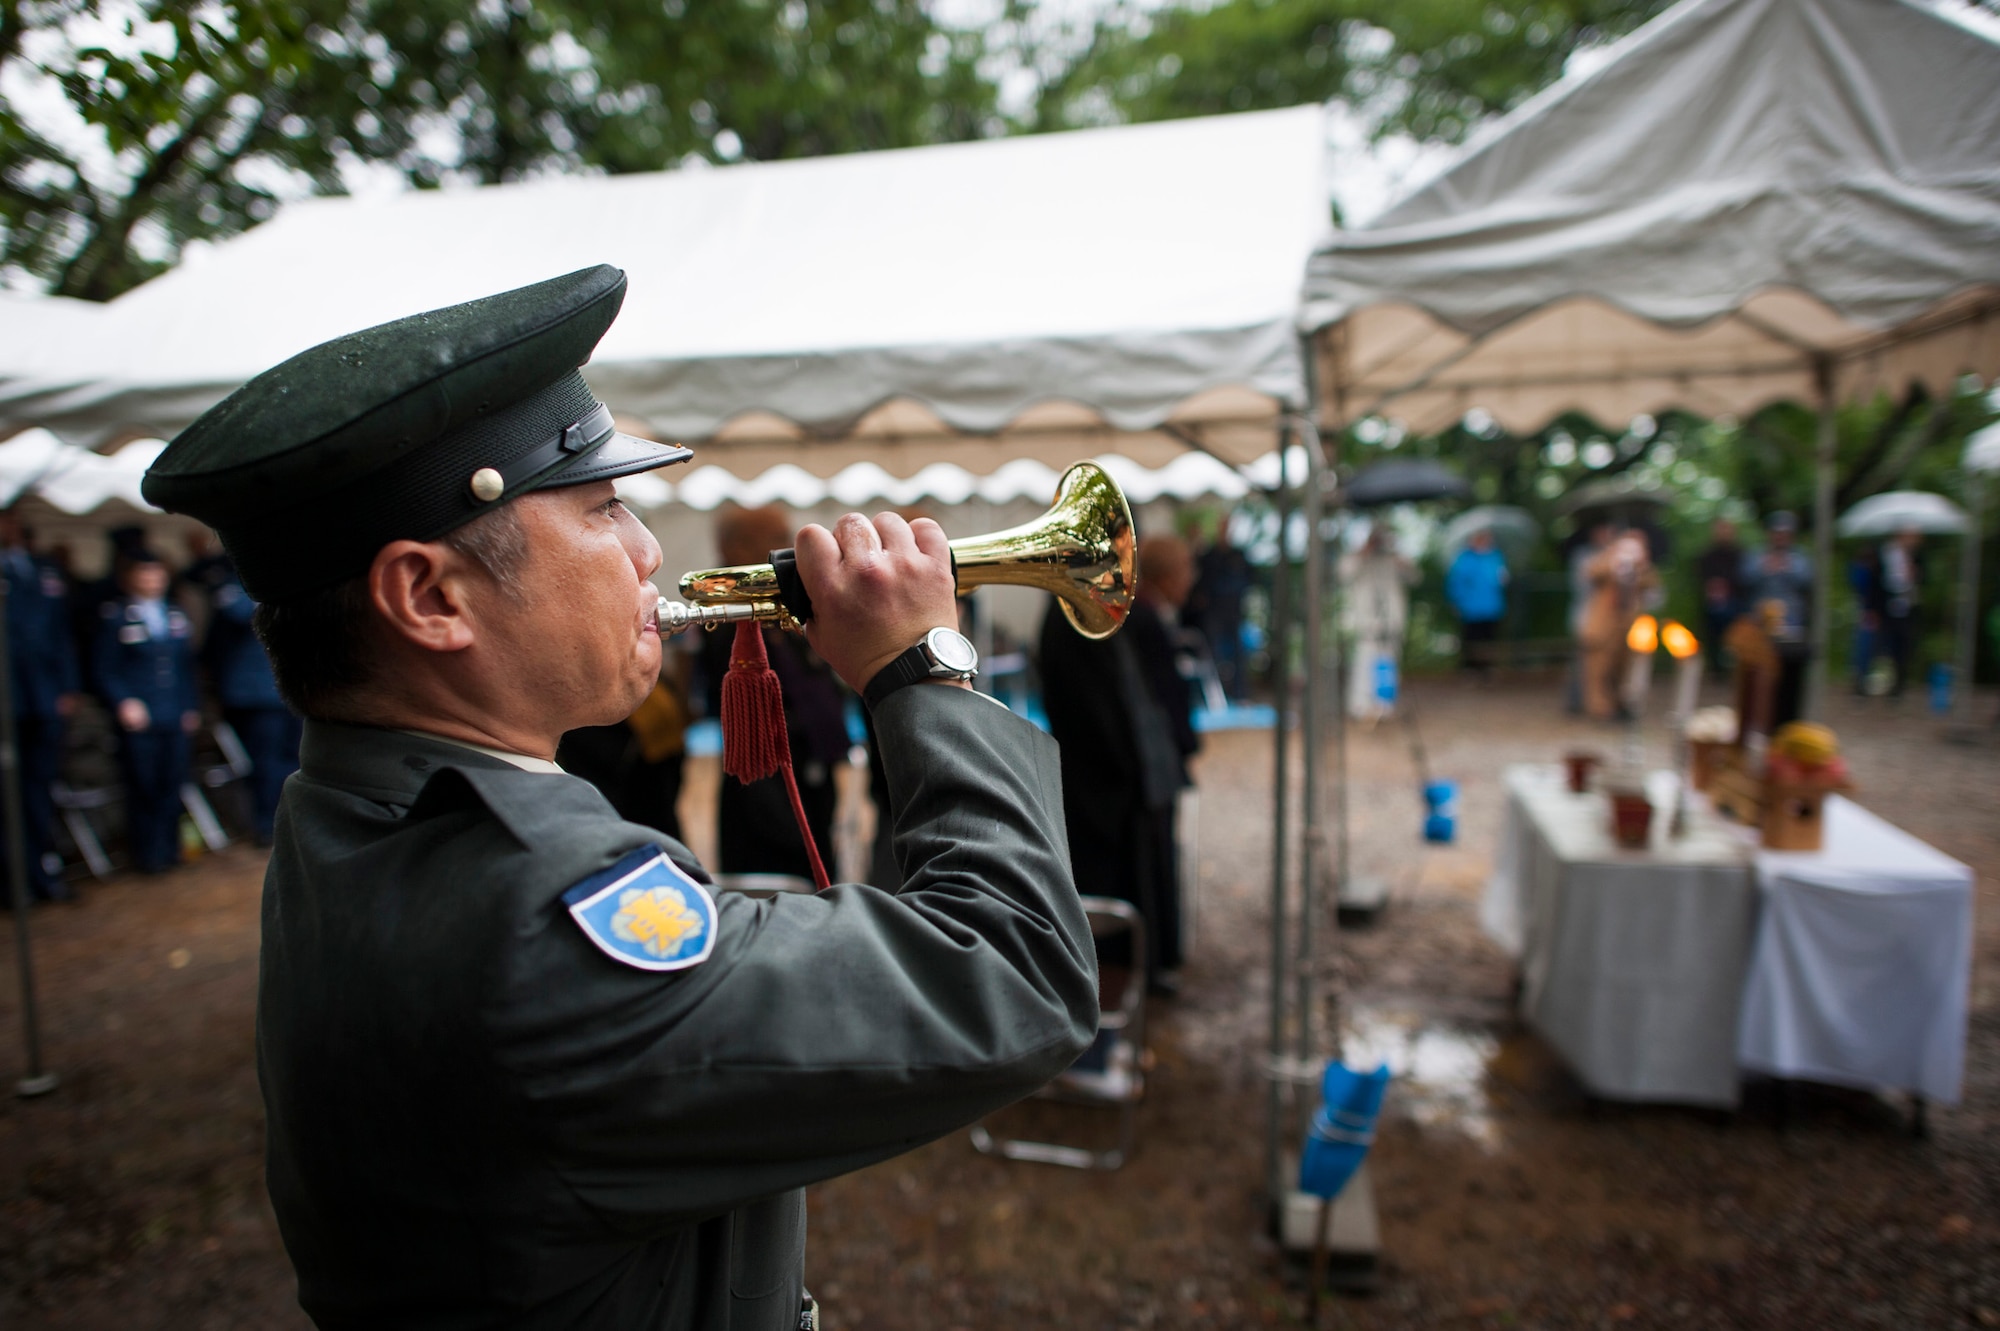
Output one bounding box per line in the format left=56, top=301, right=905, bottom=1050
left=141, top=266, right=1097, bottom=1331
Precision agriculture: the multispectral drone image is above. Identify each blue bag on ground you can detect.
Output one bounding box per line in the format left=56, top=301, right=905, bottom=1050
left=1299, top=1060, right=1391, bottom=1199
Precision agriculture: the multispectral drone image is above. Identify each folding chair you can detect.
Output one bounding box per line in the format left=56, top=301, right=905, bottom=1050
left=971, top=896, right=1149, bottom=1170
left=51, top=778, right=115, bottom=879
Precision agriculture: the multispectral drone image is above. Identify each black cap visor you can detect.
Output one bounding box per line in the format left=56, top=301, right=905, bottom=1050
left=540, top=422, right=693, bottom=491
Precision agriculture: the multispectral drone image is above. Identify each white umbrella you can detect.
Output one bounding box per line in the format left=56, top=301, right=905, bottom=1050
left=1439, top=505, right=1540, bottom=561
left=1967, top=420, right=2000, bottom=476
left=1836, top=490, right=1971, bottom=538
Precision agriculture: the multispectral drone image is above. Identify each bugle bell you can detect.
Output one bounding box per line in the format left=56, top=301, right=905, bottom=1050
left=657, top=461, right=1136, bottom=640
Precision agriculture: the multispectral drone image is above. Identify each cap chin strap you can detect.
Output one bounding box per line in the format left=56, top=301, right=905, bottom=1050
left=474, top=403, right=616, bottom=506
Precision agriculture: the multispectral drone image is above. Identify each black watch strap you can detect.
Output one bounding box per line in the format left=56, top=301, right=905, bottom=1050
left=862, top=643, right=935, bottom=711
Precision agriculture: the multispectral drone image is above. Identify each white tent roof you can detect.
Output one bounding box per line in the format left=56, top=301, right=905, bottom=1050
left=1, top=107, right=1330, bottom=474
left=1301, top=0, right=2000, bottom=433
left=0, top=428, right=162, bottom=512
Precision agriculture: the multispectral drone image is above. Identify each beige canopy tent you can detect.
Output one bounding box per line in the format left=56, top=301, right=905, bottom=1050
left=0, top=107, right=1332, bottom=480
left=1301, top=0, right=2000, bottom=715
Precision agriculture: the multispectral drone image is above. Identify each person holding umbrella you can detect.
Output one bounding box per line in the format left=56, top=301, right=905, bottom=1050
left=1339, top=526, right=1418, bottom=720
left=1878, top=526, right=1925, bottom=699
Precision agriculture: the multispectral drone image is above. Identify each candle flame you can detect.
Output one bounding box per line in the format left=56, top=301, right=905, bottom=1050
left=1661, top=620, right=1699, bottom=659
left=1626, top=614, right=1659, bottom=654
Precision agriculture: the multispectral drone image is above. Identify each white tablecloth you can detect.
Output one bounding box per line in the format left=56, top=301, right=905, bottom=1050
left=1739, top=796, right=1974, bottom=1103
left=1484, top=765, right=1758, bottom=1107
left=1485, top=768, right=1975, bottom=1107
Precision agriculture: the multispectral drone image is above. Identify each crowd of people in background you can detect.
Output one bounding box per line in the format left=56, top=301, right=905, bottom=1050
left=1, top=489, right=1960, bottom=917
left=2, top=517, right=301, bottom=902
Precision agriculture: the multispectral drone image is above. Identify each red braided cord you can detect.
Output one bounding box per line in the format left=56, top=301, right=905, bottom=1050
left=720, top=621, right=832, bottom=892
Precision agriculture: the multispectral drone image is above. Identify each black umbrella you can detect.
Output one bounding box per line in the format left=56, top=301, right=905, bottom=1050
left=1342, top=459, right=1471, bottom=509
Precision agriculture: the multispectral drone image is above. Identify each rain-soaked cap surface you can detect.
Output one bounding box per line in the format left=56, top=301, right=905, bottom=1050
left=142, top=265, right=691, bottom=602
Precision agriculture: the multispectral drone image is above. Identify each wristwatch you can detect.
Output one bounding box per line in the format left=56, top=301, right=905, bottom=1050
left=862, top=626, right=979, bottom=710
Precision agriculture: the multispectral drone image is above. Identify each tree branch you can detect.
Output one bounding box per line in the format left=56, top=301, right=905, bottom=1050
left=55, top=92, right=233, bottom=299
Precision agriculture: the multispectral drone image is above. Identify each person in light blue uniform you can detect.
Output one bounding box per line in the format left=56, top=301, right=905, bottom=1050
left=2, top=510, right=81, bottom=901
left=93, top=549, right=202, bottom=873
left=202, top=559, right=300, bottom=844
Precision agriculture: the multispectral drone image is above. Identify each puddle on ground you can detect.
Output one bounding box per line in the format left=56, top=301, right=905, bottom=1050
left=1341, top=1006, right=1503, bottom=1151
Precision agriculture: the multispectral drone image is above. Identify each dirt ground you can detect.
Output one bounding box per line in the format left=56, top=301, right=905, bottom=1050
left=2, top=675, right=1997, bottom=1329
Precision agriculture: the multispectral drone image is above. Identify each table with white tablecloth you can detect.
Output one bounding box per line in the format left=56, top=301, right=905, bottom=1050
left=1484, top=765, right=1757, bottom=1107
left=1482, top=765, right=1974, bottom=1109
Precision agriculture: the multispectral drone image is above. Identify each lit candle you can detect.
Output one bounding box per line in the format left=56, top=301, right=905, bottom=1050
left=1623, top=614, right=1658, bottom=716
left=1662, top=620, right=1701, bottom=726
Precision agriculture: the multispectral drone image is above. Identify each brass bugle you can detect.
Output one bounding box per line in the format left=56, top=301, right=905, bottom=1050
left=658, top=461, right=1136, bottom=640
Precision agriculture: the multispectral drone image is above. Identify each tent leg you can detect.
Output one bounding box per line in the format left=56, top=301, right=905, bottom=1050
left=1296, top=416, right=1338, bottom=1073
left=1265, top=446, right=1296, bottom=1218
left=1807, top=365, right=1836, bottom=720
left=0, top=581, right=55, bottom=1098
left=1950, top=471, right=1985, bottom=738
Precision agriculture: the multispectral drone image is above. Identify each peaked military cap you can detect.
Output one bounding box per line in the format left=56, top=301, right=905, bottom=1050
left=142, top=265, right=691, bottom=602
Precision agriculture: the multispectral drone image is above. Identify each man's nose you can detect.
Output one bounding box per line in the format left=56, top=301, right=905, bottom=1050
left=626, top=516, right=662, bottom=581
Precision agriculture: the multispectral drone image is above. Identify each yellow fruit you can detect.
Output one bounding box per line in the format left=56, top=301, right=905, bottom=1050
left=1772, top=721, right=1839, bottom=767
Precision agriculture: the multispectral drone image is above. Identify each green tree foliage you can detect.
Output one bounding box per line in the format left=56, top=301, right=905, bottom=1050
left=0, top=0, right=996, bottom=300
left=1025, top=0, right=1670, bottom=142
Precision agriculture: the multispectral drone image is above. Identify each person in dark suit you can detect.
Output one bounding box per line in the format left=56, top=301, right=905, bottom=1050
left=137, top=267, right=1095, bottom=1331
left=93, top=548, right=201, bottom=874
left=200, top=558, right=300, bottom=844
left=1, top=509, right=81, bottom=901
left=1039, top=533, right=1198, bottom=989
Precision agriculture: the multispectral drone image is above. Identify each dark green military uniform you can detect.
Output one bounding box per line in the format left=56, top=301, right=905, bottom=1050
left=140, top=267, right=1099, bottom=1329
left=264, top=688, right=1089, bottom=1329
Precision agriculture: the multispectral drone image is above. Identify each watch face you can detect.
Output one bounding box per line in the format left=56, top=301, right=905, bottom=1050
left=925, top=627, right=978, bottom=674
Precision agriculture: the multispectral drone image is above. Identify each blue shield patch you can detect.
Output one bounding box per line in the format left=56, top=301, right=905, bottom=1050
left=563, top=847, right=718, bottom=972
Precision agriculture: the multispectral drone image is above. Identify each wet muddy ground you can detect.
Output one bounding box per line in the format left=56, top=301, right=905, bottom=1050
left=2, top=675, right=1996, bottom=1329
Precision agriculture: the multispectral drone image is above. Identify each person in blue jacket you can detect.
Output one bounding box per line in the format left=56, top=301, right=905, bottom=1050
left=201, top=558, right=300, bottom=844
left=2, top=510, right=82, bottom=901
left=93, top=549, right=201, bottom=874
left=1446, top=526, right=1510, bottom=678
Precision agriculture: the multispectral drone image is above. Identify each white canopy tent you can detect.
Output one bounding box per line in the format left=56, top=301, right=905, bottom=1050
left=1301, top=0, right=2000, bottom=716
left=1253, top=0, right=2000, bottom=1214
left=0, top=106, right=1331, bottom=479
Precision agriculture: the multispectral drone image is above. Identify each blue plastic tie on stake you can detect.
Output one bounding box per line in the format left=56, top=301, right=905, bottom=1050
left=1298, top=1060, right=1391, bottom=1199
left=1422, top=780, right=1458, bottom=844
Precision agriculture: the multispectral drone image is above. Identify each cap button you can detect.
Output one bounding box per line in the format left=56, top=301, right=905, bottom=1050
left=469, top=468, right=505, bottom=503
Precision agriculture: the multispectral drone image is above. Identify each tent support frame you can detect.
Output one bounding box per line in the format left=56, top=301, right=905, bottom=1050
left=1808, top=357, right=1837, bottom=720
left=0, top=573, right=55, bottom=1098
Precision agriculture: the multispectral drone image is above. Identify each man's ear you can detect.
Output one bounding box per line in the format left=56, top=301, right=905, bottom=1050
left=368, top=540, right=478, bottom=654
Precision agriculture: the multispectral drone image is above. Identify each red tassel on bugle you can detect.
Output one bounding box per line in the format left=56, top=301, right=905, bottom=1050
left=720, top=620, right=832, bottom=892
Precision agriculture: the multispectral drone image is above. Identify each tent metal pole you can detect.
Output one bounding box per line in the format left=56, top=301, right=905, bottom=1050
left=1295, top=415, right=1330, bottom=1077
left=1952, top=470, right=1985, bottom=734
left=0, top=569, right=56, bottom=1097
left=1807, top=359, right=1837, bottom=720
left=1264, top=435, right=1295, bottom=1217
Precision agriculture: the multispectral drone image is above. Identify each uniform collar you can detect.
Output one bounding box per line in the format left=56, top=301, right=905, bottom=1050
left=298, top=720, right=528, bottom=806
left=394, top=729, right=564, bottom=775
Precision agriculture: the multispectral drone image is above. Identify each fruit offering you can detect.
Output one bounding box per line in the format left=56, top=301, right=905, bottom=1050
left=1766, top=721, right=1851, bottom=786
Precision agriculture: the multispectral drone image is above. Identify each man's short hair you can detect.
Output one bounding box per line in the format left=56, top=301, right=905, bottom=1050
left=253, top=503, right=529, bottom=719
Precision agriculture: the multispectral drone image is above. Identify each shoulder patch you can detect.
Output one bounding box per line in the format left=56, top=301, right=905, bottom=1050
left=562, top=846, right=718, bottom=972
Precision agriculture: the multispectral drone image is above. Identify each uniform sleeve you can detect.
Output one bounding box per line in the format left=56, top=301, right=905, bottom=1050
left=51, top=592, right=80, bottom=697
left=489, top=683, right=1097, bottom=1231
left=178, top=633, right=201, bottom=714
left=92, top=608, right=130, bottom=704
